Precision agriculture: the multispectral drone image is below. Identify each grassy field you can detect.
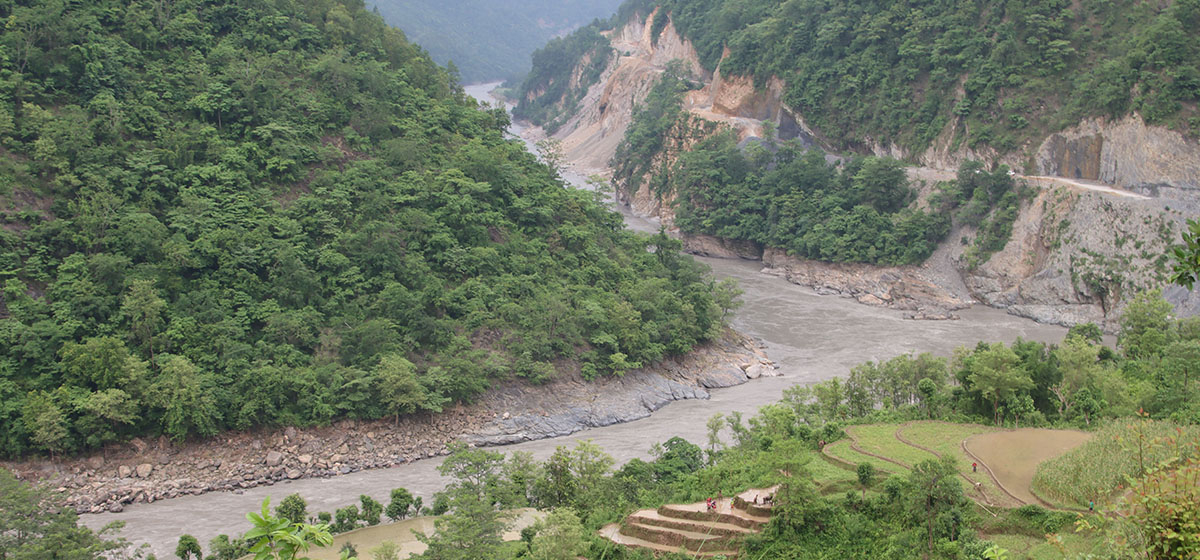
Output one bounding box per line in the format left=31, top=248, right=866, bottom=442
left=898, top=422, right=1022, bottom=508
left=983, top=531, right=1104, bottom=559
left=822, top=439, right=900, bottom=476
left=845, top=424, right=938, bottom=467
left=807, top=450, right=859, bottom=484
left=1031, top=419, right=1200, bottom=509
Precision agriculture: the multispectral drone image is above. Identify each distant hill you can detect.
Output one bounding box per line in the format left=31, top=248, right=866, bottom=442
left=368, top=0, right=624, bottom=83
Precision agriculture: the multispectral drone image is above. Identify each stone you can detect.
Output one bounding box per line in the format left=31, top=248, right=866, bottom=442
left=85, top=456, right=105, bottom=469
left=297, top=454, right=312, bottom=464
left=286, top=469, right=301, bottom=480
left=329, top=454, right=343, bottom=464
left=118, top=465, right=132, bottom=478
left=135, top=463, right=153, bottom=478
left=265, top=450, right=283, bottom=467
left=108, top=503, right=124, bottom=513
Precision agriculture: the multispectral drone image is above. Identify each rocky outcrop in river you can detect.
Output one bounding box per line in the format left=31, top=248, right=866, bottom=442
left=3, top=331, right=772, bottom=514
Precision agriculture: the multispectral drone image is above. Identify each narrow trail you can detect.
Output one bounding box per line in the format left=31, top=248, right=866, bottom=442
left=960, top=439, right=1032, bottom=508
left=892, top=422, right=999, bottom=508
left=910, top=167, right=1152, bottom=200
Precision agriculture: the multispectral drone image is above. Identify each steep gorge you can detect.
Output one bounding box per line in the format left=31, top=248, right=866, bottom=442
left=521, top=9, right=1200, bottom=329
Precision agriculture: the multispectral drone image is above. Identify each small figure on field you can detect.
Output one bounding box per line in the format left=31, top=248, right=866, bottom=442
left=972, top=462, right=977, bottom=473
left=1089, top=501, right=1094, bottom=512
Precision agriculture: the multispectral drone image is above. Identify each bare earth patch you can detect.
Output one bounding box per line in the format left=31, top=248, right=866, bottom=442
left=965, top=429, right=1092, bottom=506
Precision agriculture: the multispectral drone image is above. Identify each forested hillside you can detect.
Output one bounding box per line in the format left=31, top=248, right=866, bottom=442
left=0, top=0, right=727, bottom=458
left=520, top=0, right=1200, bottom=157
left=367, top=0, right=624, bottom=83
left=655, top=0, right=1200, bottom=155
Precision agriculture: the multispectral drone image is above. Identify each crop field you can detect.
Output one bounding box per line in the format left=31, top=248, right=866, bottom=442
left=982, top=532, right=1103, bottom=559
left=845, top=424, right=937, bottom=467
left=807, top=450, right=859, bottom=484
left=966, top=429, right=1092, bottom=507
left=822, top=439, right=899, bottom=475
left=1031, top=420, right=1200, bottom=508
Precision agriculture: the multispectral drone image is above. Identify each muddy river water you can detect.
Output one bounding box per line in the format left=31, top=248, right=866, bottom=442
left=80, top=84, right=1068, bottom=557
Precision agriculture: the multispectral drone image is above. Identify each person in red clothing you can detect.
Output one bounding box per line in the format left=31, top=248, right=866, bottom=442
left=972, top=462, right=977, bottom=472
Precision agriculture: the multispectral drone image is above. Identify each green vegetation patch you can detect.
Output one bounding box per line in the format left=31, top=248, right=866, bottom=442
left=0, top=0, right=728, bottom=458
left=1031, top=419, right=1200, bottom=509
left=655, top=0, right=1200, bottom=153
left=845, top=424, right=937, bottom=468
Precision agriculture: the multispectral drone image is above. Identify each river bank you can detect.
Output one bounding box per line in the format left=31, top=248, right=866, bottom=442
left=2, top=330, right=770, bottom=515
left=56, top=83, right=1068, bottom=559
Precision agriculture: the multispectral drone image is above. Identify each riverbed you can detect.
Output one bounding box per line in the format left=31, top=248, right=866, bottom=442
left=80, top=84, right=1069, bottom=557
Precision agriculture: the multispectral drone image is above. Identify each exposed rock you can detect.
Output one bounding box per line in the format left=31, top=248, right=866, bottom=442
left=297, top=454, right=312, bottom=465
left=1036, top=114, right=1200, bottom=197
left=744, top=363, right=778, bottom=379
left=264, top=451, right=283, bottom=467
left=135, top=463, right=152, bottom=478
left=464, top=330, right=762, bottom=446
left=85, top=456, right=104, bottom=469
left=681, top=233, right=763, bottom=260
left=118, top=465, right=132, bottom=478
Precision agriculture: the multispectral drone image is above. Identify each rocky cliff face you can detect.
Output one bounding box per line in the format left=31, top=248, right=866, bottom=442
left=1035, top=114, right=1200, bottom=198
left=521, top=11, right=1200, bottom=327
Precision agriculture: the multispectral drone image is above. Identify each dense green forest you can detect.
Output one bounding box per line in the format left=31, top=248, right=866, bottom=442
left=655, top=0, right=1200, bottom=154
left=611, top=67, right=1024, bottom=267
left=521, top=0, right=1200, bottom=157
left=0, top=0, right=729, bottom=458
left=367, top=0, right=624, bottom=84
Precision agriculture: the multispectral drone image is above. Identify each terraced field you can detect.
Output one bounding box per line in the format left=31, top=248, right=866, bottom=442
left=897, top=422, right=1023, bottom=508
left=822, top=422, right=1088, bottom=511
left=599, top=487, right=777, bottom=559
left=822, top=439, right=901, bottom=476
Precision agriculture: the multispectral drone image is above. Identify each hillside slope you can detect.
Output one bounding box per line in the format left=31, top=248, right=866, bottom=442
left=0, top=0, right=732, bottom=459
left=515, top=4, right=1200, bottom=327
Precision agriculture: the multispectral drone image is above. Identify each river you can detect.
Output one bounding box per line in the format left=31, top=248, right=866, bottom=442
left=80, top=83, right=1069, bottom=557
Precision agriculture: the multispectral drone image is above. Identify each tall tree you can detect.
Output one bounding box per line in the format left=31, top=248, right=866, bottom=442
left=964, top=343, right=1033, bottom=425
left=148, top=354, right=220, bottom=441
left=0, top=468, right=135, bottom=558
left=908, top=456, right=966, bottom=557
left=1119, top=290, right=1176, bottom=360
left=417, top=444, right=509, bottom=560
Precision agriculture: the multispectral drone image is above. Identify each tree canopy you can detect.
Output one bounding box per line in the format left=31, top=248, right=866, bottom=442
left=0, top=0, right=727, bottom=458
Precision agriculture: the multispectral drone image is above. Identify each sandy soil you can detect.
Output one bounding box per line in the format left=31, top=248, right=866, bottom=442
left=965, top=429, right=1093, bottom=505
